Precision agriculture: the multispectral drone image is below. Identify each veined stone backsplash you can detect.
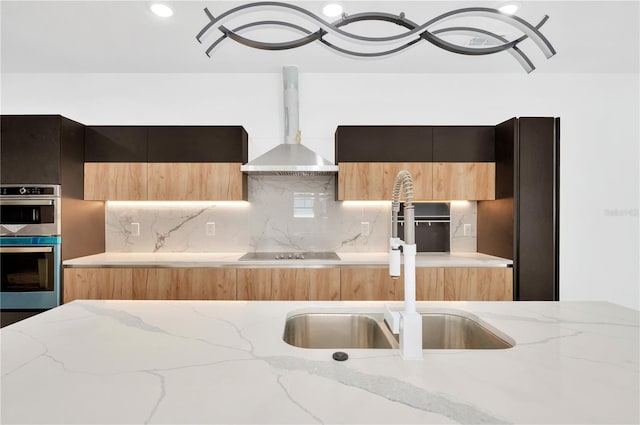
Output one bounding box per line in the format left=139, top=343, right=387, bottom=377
left=105, top=176, right=477, bottom=253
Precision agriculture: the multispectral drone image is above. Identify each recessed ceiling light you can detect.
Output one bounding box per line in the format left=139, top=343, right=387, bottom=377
left=498, top=4, right=519, bottom=15
left=322, top=3, right=343, bottom=18
left=150, top=3, right=174, bottom=18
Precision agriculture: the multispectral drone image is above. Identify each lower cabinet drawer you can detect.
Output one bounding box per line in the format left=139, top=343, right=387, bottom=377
left=237, top=268, right=340, bottom=301
left=63, top=268, right=237, bottom=302
left=443, top=267, right=513, bottom=301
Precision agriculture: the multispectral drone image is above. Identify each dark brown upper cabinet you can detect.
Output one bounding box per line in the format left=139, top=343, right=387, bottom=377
left=335, top=126, right=433, bottom=162
left=147, top=126, right=248, bottom=163
left=336, top=125, right=495, bottom=163
left=1, top=115, right=84, bottom=184
left=85, top=126, right=147, bottom=162
left=85, top=126, right=248, bottom=163
left=432, top=126, right=495, bottom=162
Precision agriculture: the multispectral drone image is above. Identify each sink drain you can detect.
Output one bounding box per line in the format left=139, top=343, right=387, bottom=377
left=332, top=351, right=348, bottom=361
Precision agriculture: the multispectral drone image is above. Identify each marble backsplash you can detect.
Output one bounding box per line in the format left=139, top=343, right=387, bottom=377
left=105, top=176, right=477, bottom=253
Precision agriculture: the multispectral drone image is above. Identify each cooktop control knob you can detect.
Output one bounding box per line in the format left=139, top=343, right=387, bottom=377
left=19, top=187, right=27, bottom=195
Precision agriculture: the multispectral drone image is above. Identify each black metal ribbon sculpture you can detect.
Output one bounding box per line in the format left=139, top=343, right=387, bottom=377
left=196, top=2, right=556, bottom=73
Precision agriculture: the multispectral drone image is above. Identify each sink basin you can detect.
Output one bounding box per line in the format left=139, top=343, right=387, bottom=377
left=283, top=313, right=396, bottom=349
left=391, top=313, right=514, bottom=349
left=283, top=310, right=514, bottom=350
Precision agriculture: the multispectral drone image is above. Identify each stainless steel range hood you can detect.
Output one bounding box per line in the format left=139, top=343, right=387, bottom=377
left=241, top=66, right=338, bottom=176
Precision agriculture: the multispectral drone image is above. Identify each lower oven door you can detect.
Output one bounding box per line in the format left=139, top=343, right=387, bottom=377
left=0, top=237, right=61, bottom=309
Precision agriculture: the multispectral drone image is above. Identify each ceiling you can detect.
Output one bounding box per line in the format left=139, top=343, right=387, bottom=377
left=1, top=0, right=638, bottom=74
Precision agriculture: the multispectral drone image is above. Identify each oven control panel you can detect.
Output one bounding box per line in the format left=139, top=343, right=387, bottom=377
left=0, top=185, right=60, bottom=196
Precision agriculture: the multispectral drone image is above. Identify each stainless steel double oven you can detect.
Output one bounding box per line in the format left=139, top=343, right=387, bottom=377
left=0, top=185, right=62, bottom=310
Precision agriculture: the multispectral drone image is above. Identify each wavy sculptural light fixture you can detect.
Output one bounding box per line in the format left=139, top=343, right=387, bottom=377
left=195, top=1, right=556, bottom=73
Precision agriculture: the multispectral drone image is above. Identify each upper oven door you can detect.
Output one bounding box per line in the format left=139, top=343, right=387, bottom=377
left=0, top=200, right=60, bottom=235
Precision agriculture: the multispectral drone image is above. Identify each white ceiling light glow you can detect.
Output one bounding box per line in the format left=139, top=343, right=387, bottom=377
left=322, top=3, right=343, bottom=18
left=498, top=4, right=520, bottom=15
left=150, top=3, right=174, bottom=18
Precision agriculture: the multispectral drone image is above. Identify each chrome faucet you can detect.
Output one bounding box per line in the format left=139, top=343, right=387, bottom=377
left=386, top=170, right=423, bottom=360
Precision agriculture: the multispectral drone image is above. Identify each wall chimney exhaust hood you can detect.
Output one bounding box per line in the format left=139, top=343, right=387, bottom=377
left=241, top=66, right=339, bottom=176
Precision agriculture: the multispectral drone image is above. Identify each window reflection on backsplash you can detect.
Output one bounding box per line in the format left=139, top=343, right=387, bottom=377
left=293, top=192, right=316, bottom=218
left=104, top=177, right=477, bottom=253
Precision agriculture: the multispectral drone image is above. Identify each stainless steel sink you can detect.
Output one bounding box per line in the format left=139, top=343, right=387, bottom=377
left=283, top=311, right=514, bottom=350
left=391, top=313, right=514, bottom=349
left=283, top=313, right=396, bottom=349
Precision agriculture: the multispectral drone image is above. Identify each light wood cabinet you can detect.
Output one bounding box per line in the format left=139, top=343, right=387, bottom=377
left=433, top=162, right=495, bottom=200
left=338, top=163, right=433, bottom=201
left=132, top=268, right=236, bottom=300
left=147, top=163, right=244, bottom=201
left=64, top=267, right=237, bottom=302
left=340, top=268, right=400, bottom=300
left=84, top=163, right=147, bottom=200
left=64, top=268, right=134, bottom=302
left=416, top=268, right=445, bottom=301
left=343, top=267, right=443, bottom=301
left=338, top=162, right=494, bottom=201
left=443, top=267, right=513, bottom=301
left=85, top=162, right=243, bottom=201
left=237, top=268, right=340, bottom=300
left=64, top=266, right=512, bottom=303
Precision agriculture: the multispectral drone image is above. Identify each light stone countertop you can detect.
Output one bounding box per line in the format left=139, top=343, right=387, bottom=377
left=0, top=300, right=637, bottom=424
left=63, top=251, right=513, bottom=268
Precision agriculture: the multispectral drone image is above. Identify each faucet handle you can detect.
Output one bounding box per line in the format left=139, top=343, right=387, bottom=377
left=389, top=246, right=401, bottom=279
left=384, top=304, right=401, bottom=334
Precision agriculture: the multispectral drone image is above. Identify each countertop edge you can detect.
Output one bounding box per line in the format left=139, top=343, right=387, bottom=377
left=62, top=252, right=514, bottom=268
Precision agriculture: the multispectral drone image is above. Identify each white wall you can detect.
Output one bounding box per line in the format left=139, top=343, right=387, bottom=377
left=2, top=72, right=638, bottom=310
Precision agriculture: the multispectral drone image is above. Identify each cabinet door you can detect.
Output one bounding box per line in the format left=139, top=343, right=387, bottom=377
left=433, top=126, right=495, bottom=162
left=338, top=162, right=433, bottom=201
left=147, top=126, right=248, bottom=163
left=308, top=268, right=340, bottom=301
left=237, top=269, right=272, bottom=300
left=147, top=163, right=244, bottom=200
left=335, top=126, right=433, bottom=162
left=237, top=268, right=340, bottom=300
left=340, top=268, right=399, bottom=300
left=84, top=163, right=147, bottom=200
left=132, top=268, right=236, bottom=300
left=84, top=126, right=147, bottom=162
left=433, top=163, right=495, bottom=200
left=416, top=268, right=445, bottom=301
left=63, top=268, right=133, bottom=302
left=443, top=267, right=513, bottom=301
left=1, top=116, right=61, bottom=184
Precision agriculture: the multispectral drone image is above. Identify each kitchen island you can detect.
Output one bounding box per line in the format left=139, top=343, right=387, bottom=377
left=1, top=300, right=637, bottom=424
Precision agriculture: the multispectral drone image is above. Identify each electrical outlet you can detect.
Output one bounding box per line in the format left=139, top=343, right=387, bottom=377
left=463, top=223, right=471, bottom=236
left=206, top=222, right=216, bottom=236
left=361, top=221, right=370, bottom=236
left=131, top=222, right=140, bottom=237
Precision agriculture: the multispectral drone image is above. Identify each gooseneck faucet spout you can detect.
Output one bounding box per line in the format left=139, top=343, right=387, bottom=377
left=387, top=170, right=423, bottom=360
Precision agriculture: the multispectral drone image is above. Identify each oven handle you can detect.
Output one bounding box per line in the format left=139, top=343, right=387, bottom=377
left=0, top=247, right=54, bottom=253
left=1, top=200, right=55, bottom=206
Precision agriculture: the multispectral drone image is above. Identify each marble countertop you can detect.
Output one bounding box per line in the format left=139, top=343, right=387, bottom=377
left=63, top=251, right=513, bottom=268
left=1, top=300, right=637, bottom=424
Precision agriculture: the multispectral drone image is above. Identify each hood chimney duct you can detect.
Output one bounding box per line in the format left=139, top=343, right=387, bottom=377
left=240, top=65, right=339, bottom=176
left=283, top=65, right=300, bottom=145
